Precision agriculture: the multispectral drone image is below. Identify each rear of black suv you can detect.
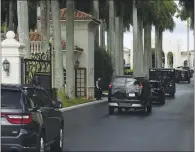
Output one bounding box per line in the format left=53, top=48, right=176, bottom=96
left=108, top=76, right=152, bottom=115
left=1, top=84, right=64, bottom=152
left=1, top=86, right=39, bottom=152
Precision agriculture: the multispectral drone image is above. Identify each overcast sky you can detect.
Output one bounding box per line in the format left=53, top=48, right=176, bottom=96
left=106, top=1, right=194, bottom=52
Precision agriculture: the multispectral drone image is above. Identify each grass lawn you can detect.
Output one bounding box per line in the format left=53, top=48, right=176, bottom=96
left=61, top=98, right=94, bottom=108
left=103, top=90, right=108, bottom=93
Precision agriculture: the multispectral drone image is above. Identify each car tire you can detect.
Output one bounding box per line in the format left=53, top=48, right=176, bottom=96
left=188, top=79, right=191, bottom=84
left=170, top=93, right=175, bottom=97
left=146, top=105, right=152, bottom=114
left=160, top=95, right=165, bottom=105
left=37, top=132, right=45, bottom=152
left=50, top=127, right=64, bottom=152
left=109, top=106, right=114, bottom=115
left=118, top=107, right=122, bottom=113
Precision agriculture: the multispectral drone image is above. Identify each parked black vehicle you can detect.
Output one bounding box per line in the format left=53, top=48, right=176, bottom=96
left=175, top=68, right=191, bottom=83
left=177, top=66, right=194, bottom=78
left=149, top=68, right=176, bottom=97
left=108, top=76, right=152, bottom=115
left=1, top=84, right=64, bottom=152
left=149, top=80, right=165, bottom=105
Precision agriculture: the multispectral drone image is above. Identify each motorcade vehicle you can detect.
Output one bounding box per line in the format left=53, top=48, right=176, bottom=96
left=176, top=66, right=194, bottom=78
left=108, top=76, right=152, bottom=115
left=1, top=84, right=64, bottom=152
left=149, top=68, right=176, bottom=97
left=175, top=68, right=191, bottom=83
left=149, top=80, right=165, bottom=105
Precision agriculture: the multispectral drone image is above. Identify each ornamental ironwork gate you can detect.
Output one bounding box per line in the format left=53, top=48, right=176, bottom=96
left=21, top=48, right=52, bottom=97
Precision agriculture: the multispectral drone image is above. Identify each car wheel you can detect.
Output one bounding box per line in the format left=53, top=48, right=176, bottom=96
left=50, top=127, right=64, bottom=152
left=37, top=133, right=45, bottom=152
left=188, top=79, right=191, bottom=84
left=160, top=95, right=165, bottom=105
left=170, top=93, right=175, bottom=97
left=118, top=107, right=122, bottom=113
left=109, top=106, right=114, bottom=115
left=145, top=105, right=152, bottom=115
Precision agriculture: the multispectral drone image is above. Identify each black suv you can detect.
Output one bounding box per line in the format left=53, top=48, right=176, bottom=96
left=149, top=80, right=165, bottom=105
left=108, top=76, right=152, bottom=115
left=1, top=84, right=64, bottom=152
left=175, top=68, right=191, bottom=83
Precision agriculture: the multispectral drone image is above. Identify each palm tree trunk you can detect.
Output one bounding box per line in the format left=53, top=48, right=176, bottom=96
left=119, top=2, right=124, bottom=75
left=92, top=0, right=99, bottom=49
left=108, top=0, right=116, bottom=76
left=107, top=27, right=110, bottom=51
left=17, top=0, right=30, bottom=58
left=132, top=0, right=138, bottom=77
left=51, top=0, right=64, bottom=91
left=115, top=15, right=120, bottom=76
left=40, top=0, right=49, bottom=52
left=100, top=20, right=105, bottom=49
left=137, top=15, right=144, bottom=76
left=144, top=22, right=152, bottom=77
left=66, top=0, right=75, bottom=99
left=155, top=26, right=161, bottom=68
left=8, top=0, right=14, bottom=30
left=159, top=31, right=163, bottom=68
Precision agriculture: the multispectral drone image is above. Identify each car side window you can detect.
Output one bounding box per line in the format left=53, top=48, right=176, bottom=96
left=38, top=89, right=53, bottom=107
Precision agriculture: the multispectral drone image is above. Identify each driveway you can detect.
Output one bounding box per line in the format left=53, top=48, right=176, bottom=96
left=63, top=81, right=194, bottom=151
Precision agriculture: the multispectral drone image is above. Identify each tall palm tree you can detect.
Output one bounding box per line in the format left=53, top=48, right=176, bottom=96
left=40, top=0, right=50, bottom=52
left=92, top=0, right=100, bottom=48
left=108, top=0, right=116, bottom=76
left=17, top=0, right=30, bottom=58
left=8, top=0, right=14, bottom=30
left=66, top=0, right=75, bottom=99
left=153, top=0, right=177, bottom=68
left=51, top=0, right=64, bottom=92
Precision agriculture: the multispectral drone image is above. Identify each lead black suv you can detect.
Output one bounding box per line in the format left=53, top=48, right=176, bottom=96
left=1, top=84, right=64, bottom=152
left=175, top=68, right=191, bottom=83
left=108, top=76, right=152, bottom=115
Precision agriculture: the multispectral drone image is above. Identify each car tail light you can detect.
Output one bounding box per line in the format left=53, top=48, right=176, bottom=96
left=1, top=113, right=32, bottom=124
left=109, top=83, right=112, bottom=89
left=139, top=82, right=143, bottom=89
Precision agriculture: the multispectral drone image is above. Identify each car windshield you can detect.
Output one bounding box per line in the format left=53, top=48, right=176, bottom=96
left=1, top=89, right=22, bottom=109
left=112, top=77, right=126, bottom=88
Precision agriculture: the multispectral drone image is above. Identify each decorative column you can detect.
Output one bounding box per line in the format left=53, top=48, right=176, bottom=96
left=1, top=31, right=25, bottom=84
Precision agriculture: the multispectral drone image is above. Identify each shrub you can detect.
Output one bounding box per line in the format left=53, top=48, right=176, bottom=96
left=94, top=47, right=113, bottom=90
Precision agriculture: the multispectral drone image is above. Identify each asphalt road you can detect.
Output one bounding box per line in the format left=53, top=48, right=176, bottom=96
left=63, top=80, right=194, bottom=151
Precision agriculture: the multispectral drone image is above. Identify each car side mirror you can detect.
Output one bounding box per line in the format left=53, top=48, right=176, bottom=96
left=54, top=100, right=62, bottom=109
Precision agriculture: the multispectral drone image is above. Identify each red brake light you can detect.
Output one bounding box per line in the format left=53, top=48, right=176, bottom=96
left=139, top=82, right=143, bottom=89
left=1, top=113, right=32, bottom=124
left=109, top=83, right=112, bottom=89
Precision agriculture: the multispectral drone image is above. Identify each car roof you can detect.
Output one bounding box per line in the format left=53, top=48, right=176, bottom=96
left=1, top=84, right=43, bottom=91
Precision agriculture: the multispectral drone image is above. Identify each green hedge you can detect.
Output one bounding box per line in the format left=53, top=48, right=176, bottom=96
left=94, top=47, right=113, bottom=90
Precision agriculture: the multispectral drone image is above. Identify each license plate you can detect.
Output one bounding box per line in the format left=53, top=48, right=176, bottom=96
left=129, top=93, right=135, bottom=97
left=119, top=103, right=132, bottom=107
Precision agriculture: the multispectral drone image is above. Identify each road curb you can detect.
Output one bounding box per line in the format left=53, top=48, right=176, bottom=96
left=60, top=98, right=107, bottom=112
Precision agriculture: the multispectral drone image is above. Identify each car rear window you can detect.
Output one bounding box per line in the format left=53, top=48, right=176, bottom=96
left=150, top=82, right=160, bottom=88
left=112, top=77, right=126, bottom=87
left=1, top=89, right=22, bottom=109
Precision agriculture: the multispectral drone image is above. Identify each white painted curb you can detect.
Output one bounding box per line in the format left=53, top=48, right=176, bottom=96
left=60, top=98, right=107, bottom=112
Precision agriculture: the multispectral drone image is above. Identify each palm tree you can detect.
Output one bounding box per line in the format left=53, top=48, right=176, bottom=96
left=66, top=0, right=75, bottom=99
left=92, top=0, right=100, bottom=48
left=51, top=0, right=64, bottom=92
left=8, top=0, right=14, bottom=30
left=40, top=0, right=50, bottom=52
left=17, top=0, right=30, bottom=58
left=153, top=0, right=177, bottom=68
left=108, top=0, right=116, bottom=76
